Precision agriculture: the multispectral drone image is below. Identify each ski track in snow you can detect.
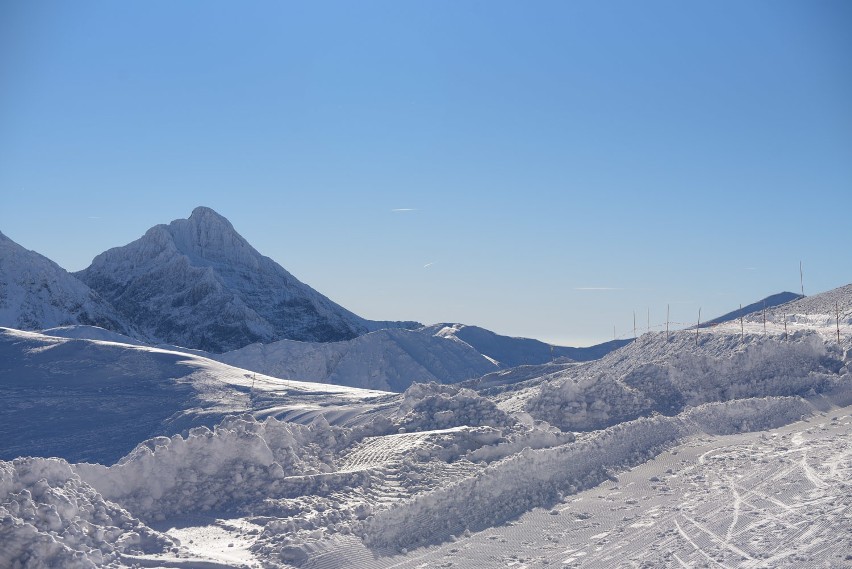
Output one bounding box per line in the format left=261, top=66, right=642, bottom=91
left=306, top=407, right=852, bottom=569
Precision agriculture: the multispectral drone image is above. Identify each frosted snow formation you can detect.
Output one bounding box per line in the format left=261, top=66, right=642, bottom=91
left=517, top=330, right=843, bottom=431
left=0, top=457, right=173, bottom=569
left=74, top=416, right=343, bottom=522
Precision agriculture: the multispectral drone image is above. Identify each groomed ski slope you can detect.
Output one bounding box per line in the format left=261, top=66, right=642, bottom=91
left=1, top=285, right=850, bottom=568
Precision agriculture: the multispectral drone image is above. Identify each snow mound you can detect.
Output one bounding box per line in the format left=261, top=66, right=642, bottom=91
left=360, top=396, right=819, bottom=551
left=522, top=330, right=844, bottom=431
left=74, top=416, right=345, bottom=522
left=0, top=457, right=172, bottom=569
left=396, top=382, right=517, bottom=431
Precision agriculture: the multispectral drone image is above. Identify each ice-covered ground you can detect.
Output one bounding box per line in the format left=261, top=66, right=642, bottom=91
left=2, top=285, right=851, bottom=568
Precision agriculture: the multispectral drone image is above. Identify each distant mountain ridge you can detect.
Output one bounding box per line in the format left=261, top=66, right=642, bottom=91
left=0, top=231, right=132, bottom=334
left=428, top=323, right=632, bottom=364
left=702, top=291, right=803, bottom=327
left=75, top=206, right=416, bottom=352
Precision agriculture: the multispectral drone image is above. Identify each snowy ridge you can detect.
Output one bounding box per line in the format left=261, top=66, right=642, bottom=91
left=214, top=324, right=603, bottom=392
left=214, top=327, right=502, bottom=391
left=75, top=207, right=414, bottom=352
left=515, top=329, right=843, bottom=431
left=360, top=396, right=815, bottom=551
left=428, top=323, right=629, bottom=364
left=73, top=417, right=342, bottom=522
left=0, top=231, right=131, bottom=335
left=0, top=327, right=390, bottom=464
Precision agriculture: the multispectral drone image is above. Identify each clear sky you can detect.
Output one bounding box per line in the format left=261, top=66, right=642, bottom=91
left=2, top=1, right=850, bottom=346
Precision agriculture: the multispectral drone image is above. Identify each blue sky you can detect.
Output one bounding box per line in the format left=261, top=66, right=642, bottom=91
left=2, top=1, right=850, bottom=346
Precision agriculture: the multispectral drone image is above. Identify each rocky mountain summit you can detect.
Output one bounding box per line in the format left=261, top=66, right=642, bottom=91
left=75, top=207, right=412, bottom=352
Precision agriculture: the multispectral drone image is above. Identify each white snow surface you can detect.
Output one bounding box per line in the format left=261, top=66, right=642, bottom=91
left=0, top=327, right=391, bottom=464
left=2, top=283, right=851, bottom=568
left=214, top=327, right=503, bottom=392
left=0, top=457, right=174, bottom=568
left=54, top=321, right=583, bottom=393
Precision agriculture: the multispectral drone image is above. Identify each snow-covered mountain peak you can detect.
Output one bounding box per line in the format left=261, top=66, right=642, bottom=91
left=0, top=231, right=131, bottom=334
left=89, top=206, right=262, bottom=278
left=75, top=207, right=397, bottom=351
left=173, top=205, right=261, bottom=266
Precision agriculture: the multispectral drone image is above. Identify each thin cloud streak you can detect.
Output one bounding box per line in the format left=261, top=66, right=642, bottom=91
left=391, top=208, right=417, bottom=213
left=423, top=262, right=435, bottom=269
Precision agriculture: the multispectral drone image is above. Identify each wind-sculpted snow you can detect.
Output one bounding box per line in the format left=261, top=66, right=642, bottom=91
left=0, top=231, right=131, bottom=335
left=0, top=457, right=173, bottom=569
left=520, top=329, right=844, bottom=431
left=758, top=282, right=852, bottom=330
left=74, top=416, right=341, bottom=522
left=396, top=382, right=517, bottom=431
left=360, top=397, right=819, bottom=551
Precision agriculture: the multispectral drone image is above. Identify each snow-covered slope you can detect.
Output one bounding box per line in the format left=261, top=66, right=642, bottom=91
left=0, top=327, right=391, bottom=464
left=215, top=327, right=503, bottom=391
left=213, top=324, right=610, bottom=392
left=703, top=291, right=802, bottom=326
left=75, top=206, right=415, bottom=352
left=0, top=231, right=131, bottom=335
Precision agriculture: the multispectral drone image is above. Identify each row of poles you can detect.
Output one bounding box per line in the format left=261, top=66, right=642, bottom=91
left=615, top=261, right=843, bottom=345
left=621, top=300, right=843, bottom=345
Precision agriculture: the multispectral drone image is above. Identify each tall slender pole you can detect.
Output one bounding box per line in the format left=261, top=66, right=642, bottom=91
left=740, top=304, right=744, bottom=342
left=666, top=304, right=670, bottom=341
left=837, top=301, right=841, bottom=344
left=783, top=312, right=788, bottom=340
left=800, top=261, right=804, bottom=298
left=696, top=307, right=701, bottom=346
left=763, top=301, right=767, bottom=334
